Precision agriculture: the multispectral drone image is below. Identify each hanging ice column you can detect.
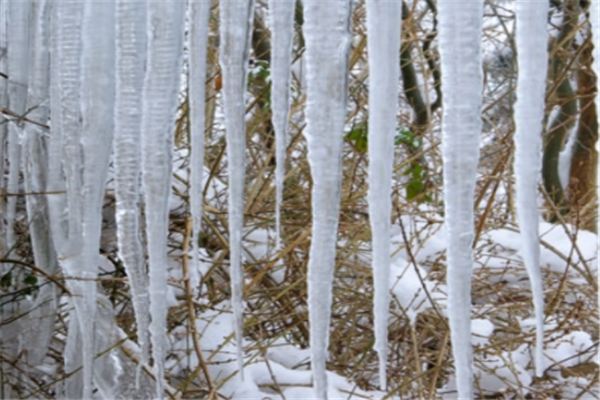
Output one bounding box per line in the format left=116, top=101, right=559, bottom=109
left=514, top=1, right=549, bottom=378
left=5, top=1, right=30, bottom=256
left=219, top=0, right=255, bottom=377
left=303, top=2, right=352, bottom=398
left=114, top=0, right=149, bottom=384
left=141, top=2, right=186, bottom=397
left=22, top=0, right=60, bottom=367
left=188, top=0, right=210, bottom=291
left=268, top=0, right=295, bottom=250
left=365, top=0, right=401, bottom=390
left=438, top=1, right=484, bottom=398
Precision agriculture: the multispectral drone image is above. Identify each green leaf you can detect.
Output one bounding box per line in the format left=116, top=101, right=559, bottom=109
left=0, top=272, right=12, bottom=288
left=345, top=122, right=368, bottom=153
left=406, top=180, right=425, bottom=201
left=23, top=275, right=38, bottom=286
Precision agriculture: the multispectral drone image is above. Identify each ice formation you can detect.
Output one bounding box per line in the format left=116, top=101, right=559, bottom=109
left=141, top=2, right=186, bottom=397
left=114, top=0, right=149, bottom=384
left=219, top=0, right=255, bottom=377
left=365, top=0, right=402, bottom=389
left=268, top=0, right=295, bottom=250
left=514, top=0, right=549, bottom=377
left=438, top=1, right=484, bottom=398
left=302, top=1, right=353, bottom=398
left=188, top=0, right=211, bottom=291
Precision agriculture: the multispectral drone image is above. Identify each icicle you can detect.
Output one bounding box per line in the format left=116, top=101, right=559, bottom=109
left=268, top=0, right=295, bottom=251
left=5, top=0, right=31, bottom=255
left=514, top=1, right=548, bottom=378
left=114, top=0, right=149, bottom=387
left=219, top=0, right=255, bottom=379
left=21, top=0, right=59, bottom=367
left=188, top=0, right=210, bottom=291
left=76, top=2, right=118, bottom=398
left=438, top=1, right=484, bottom=398
left=0, top=0, right=8, bottom=260
left=47, top=1, right=68, bottom=251
left=303, top=2, right=353, bottom=398
left=141, top=3, right=186, bottom=397
left=365, top=0, right=401, bottom=390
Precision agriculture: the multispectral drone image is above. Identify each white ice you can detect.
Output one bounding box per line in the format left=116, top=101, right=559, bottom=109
left=438, top=1, right=484, bottom=398
left=141, top=2, right=186, bottom=397
left=365, top=0, right=401, bottom=389
left=302, top=1, right=353, bottom=398
left=219, top=0, right=255, bottom=378
left=514, top=0, right=549, bottom=377
left=268, top=0, right=295, bottom=250
left=114, top=0, right=150, bottom=385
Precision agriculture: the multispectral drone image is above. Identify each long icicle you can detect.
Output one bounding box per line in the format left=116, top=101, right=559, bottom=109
left=141, top=2, right=186, bottom=397
left=438, top=1, right=484, bottom=398
left=114, top=0, right=150, bottom=387
left=188, top=0, right=210, bottom=292
left=5, top=0, right=30, bottom=256
left=219, top=0, right=255, bottom=379
left=303, top=2, right=353, bottom=398
left=365, top=0, right=401, bottom=390
left=268, top=0, right=295, bottom=251
left=80, top=2, right=117, bottom=398
left=514, top=0, right=548, bottom=378
left=22, top=0, right=59, bottom=368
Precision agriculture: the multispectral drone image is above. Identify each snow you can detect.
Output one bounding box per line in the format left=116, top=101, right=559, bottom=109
left=268, top=0, right=295, bottom=251
left=365, top=0, right=402, bottom=389
left=141, top=2, right=186, bottom=397
left=514, top=0, right=549, bottom=377
left=438, top=1, right=484, bottom=398
left=302, top=2, right=353, bottom=398
left=219, top=0, right=255, bottom=379
left=114, top=0, right=149, bottom=385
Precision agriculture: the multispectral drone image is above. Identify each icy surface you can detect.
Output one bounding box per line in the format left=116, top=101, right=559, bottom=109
left=438, top=1, right=484, bottom=398
left=303, top=2, right=353, bottom=398
left=188, top=0, right=210, bottom=291
left=141, top=2, right=186, bottom=397
left=219, top=0, right=255, bottom=378
left=78, top=2, right=117, bottom=398
left=114, top=0, right=149, bottom=383
left=514, top=1, right=548, bottom=377
left=365, top=0, right=401, bottom=389
left=5, top=1, right=30, bottom=254
left=268, top=0, right=295, bottom=250
left=21, top=0, right=58, bottom=367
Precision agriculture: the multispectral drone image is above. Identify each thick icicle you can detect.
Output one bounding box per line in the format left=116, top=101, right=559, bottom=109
left=114, top=0, right=149, bottom=384
left=75, top=2, right=118, bottom=398
left=188, top=0, right=210, bottom=290
left=21, top=0, right=59, bottom=367
left=51, top=4, right=88, bottom=395
left=303, top=2, right=352, bottom=398
left=141, top=3, right=186, bottom=397
left=438, top=1, right=484, bottom=398
left=219, top=0, right=255, bottom=378
left=365, top=0, right=401, bottom=390
left=5, top=1, right=30, bottom=255
left=268, top=0, right=295, bottom=250
left=514, top=1, right=548, bottom=378
left=0, top=0, right=8, bottom=260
